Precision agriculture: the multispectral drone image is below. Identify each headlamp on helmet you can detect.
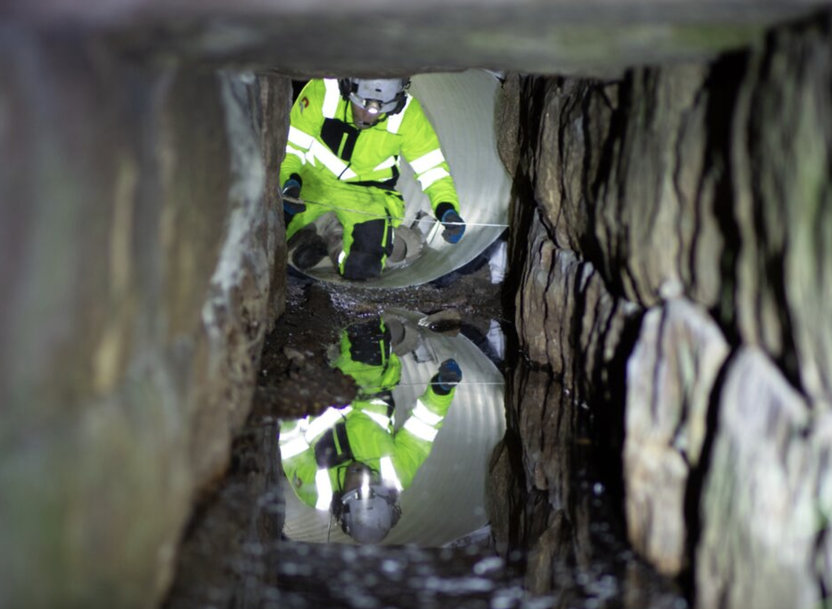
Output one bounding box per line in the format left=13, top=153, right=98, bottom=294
left=339, top=78, right=410, bottom=116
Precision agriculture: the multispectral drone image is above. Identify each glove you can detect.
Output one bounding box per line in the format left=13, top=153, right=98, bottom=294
left=440, top=208, right=466, bottom=244
left=282, top=175, right=305, bottom=216
left=432, top=358, right=462, bottom=392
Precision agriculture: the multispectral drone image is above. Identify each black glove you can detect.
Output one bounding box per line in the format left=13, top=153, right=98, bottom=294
left=282, top=174, right=305, bottom=216
left=431, top=358, right=462, bottom=393
left=438, top=206, right=465, bottom=244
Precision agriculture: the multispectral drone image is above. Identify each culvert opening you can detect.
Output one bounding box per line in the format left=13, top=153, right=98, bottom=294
left=163, top=69, right=686, bottom=609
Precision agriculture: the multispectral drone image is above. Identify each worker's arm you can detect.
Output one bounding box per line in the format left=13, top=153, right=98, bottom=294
left=399, top=100, right=466, bottom=243
left=279, top=79, right=328, bottom=192
left=279, top=406, right=352, bottom=509
left=279, top=429, right=321, bottom=508
left=390, top=359, right=462, bottom=488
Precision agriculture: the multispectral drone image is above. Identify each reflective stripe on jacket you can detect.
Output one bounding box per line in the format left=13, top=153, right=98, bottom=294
left=279, top=381, right=456, bottom=510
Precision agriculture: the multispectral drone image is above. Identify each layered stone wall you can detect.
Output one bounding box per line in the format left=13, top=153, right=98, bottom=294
left=0, top=31, right=289, bottom=608
left=504, top=12, right=832, bottom=609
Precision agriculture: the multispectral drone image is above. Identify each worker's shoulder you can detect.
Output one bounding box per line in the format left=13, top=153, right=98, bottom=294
left=309, top=78, right=330, bottom=90
left=298, top=78, right=329, bottom=98
left=403, top=93, right=426, bottom=115
left=398, top=94, right=437, bottom=130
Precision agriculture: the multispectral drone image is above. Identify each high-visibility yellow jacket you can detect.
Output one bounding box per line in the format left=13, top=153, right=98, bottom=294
left=330, top=317, right=402, bottom=395
left=279, top=79, right=461, bottom=218
left=279, top=383, right=456, bottom=511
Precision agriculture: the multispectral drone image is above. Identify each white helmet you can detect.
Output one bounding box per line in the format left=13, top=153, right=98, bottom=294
left=339, top=78, right=410, bottom=116
left=335, top=462, right=401, bottom=544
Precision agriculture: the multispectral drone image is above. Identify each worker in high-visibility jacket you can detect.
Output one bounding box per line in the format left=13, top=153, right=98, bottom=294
left=279, top=317, right=463, bottom=543
left=280, top=77, right=466, bottom=280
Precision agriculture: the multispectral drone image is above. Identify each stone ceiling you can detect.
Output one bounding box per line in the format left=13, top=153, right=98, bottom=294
left=8, top=0, right=831, bottom=76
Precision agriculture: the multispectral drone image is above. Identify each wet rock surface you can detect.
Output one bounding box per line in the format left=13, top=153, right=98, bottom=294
left=515, top=211, right=639, bottom=402
left=624, top=299, right=729, bottom=575
left=0, top=35, right=288, bottom=608
left=489, top=365, right=686, bottom=609
left=503, top=11, right=832, bottom=609
left=731, top=16, right=832, bottom=408
left=696, top=349, right=824, bottom=609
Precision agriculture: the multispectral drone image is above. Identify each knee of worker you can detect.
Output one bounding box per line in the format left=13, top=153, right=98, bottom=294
left=286, top=206, right=328, bottom=241
left=341, top=219, right=391, bottom=281
left=286, top=214, right=310, bottom=241
left=341, top=251, right=384, bottom=280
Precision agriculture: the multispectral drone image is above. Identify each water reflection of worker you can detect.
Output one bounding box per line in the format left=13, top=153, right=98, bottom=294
left=278, top=317, right=463, bottom=543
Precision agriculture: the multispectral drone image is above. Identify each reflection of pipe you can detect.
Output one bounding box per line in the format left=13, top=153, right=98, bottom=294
left=292, top=70, right=511, bottom=288
left=280, top=309, right=506, bottom=546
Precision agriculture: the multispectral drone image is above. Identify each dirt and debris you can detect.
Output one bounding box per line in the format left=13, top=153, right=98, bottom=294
left=252, top=261, right=506, bottom=422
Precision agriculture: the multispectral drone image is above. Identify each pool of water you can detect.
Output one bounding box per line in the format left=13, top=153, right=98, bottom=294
left=163, top=278, right=686, bottom=609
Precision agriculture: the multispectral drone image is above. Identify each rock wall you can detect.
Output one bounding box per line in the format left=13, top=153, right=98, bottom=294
left=0, top=30, right=289, bottom=608
left=504, top=11, right=832, bottom=609
left=487, top=364, right=686, bottom=607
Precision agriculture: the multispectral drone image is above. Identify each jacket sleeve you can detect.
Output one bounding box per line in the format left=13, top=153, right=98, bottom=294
left=398, top=97, right=461, bottom=216
left=279, top=409, right=347, bottom=509
left=279, top=79, right=326, bottom=187
left=390, top=381, right=457, bottom=489
left=279, top=423, right=321, bottom=508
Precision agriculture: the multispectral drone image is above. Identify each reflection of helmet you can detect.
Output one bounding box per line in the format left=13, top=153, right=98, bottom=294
left=335, top=463, right=401, bottom=544
left=338, top=78, right=410, bottom=116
